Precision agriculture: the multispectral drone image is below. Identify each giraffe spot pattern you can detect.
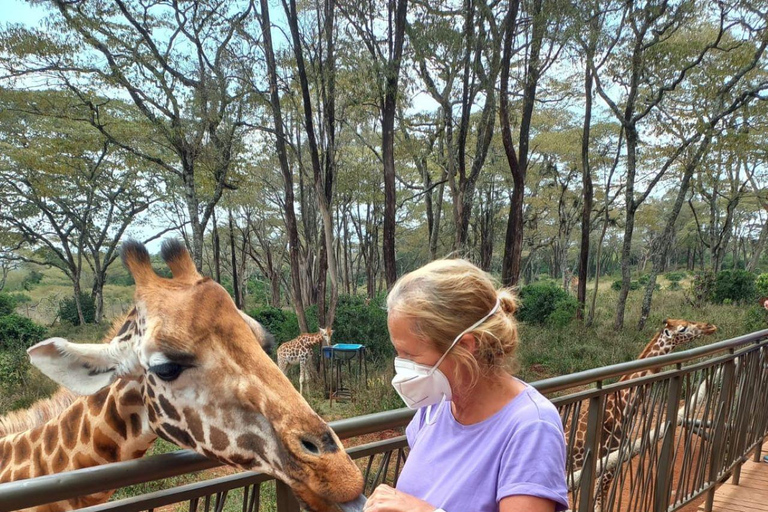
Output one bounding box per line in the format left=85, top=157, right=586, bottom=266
left=209, top=426, right=229, bottom=451
left=62, top=402, right=84, bottom=450
left=93, top=427, right=120, bottom=461
left=105, top=395, right=127, bottom=439
left=158, top=395, right=181, bottom=421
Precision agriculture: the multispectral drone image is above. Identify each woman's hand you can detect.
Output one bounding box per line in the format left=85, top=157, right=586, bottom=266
left=362, top=484, right=436, bottom=512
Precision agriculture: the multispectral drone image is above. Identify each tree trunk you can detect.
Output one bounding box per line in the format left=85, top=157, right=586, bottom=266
left=212, top=209, right=221, bottom=283
left=229, top=211, right=241, bottom=309
left=259, top=0, right=308, bottom=332
left=614, top=126, right=639, bottom=329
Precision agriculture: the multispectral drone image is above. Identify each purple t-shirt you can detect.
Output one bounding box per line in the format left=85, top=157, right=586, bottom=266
left=397, top=382, right=569, bottom=512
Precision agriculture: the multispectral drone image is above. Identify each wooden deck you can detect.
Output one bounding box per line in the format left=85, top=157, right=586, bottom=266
left=699, top=441, right=768, bottom=512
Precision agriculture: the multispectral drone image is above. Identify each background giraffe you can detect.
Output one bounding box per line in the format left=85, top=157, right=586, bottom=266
left=0, top=240, right=364, bottom=512
left=277, top=328, right=333, bottom=395
left=566, top=318, right=717, bottom=509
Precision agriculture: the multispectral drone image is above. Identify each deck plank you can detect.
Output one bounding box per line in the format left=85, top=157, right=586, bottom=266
left=699, top=442, right=768, bottom=512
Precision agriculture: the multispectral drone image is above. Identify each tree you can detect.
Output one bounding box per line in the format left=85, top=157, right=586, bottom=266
left=1, top=0, right=262, bottom=268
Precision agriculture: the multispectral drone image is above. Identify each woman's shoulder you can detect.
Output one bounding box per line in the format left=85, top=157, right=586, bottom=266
left=500, top=382, right=563, bottom=433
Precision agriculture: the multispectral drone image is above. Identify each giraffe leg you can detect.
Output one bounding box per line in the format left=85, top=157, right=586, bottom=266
left=278, top=355, right=288, bottom=375
left=299, top=361, right=305, bottom=396
left=594, top=468, right=614, bottom=512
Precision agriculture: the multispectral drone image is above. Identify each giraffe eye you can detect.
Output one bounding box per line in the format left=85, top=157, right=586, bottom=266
left=150, top=362, right=186, bottom=382
left=680, top=326, right=687, bottom=332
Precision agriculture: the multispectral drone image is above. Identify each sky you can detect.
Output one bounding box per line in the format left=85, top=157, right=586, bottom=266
left=3, top=0, right=46, bottom=25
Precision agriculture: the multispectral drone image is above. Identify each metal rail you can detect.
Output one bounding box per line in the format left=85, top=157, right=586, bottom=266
left=2, top=328, right=767, bottom=512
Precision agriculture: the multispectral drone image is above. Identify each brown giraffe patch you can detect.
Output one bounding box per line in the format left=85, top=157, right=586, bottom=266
left=105, top=395, right=127, bottom=439
left=129, top=413, right=142, bottom=437
left=73, top=451, right=97, bottom=469
left=158, top=395, right=181, bottom=421
left=43, top=423, right=59, bottom=455
left=13, top=436, right=30, bottom=465
left=147, top=403, right=157, bottom=423
left=120, top=388, right=144, bottom=408
left=33, top=444, right=46, bottom=475
left=184, top=408, right=205, bottom=443
left=13, top=465, right=30, bottom=481
left=236, top=433, right=265, bottom=453
left=52, top=446, right=69, bottom=473
left=88, top=387, right=109, bottom=416
left=93, top=427, right=120, bottom=461
left=80, top=415, right=91, bottom=444
left=209, top=425, right=229, bottom=451
left=29, top=426, right=42, bottom=444
left=159, top=422, right=196, bottom=449
left=61, top=402, right=83, bottom=450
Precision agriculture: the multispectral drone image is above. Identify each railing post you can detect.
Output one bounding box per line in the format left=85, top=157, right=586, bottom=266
left=577, top=383, right=605, bottom=512
left=704, top=355, right=736, bottom=512
left=276, top=480, right=301, bottom=512
left=655, top=370, right=682, bottom=512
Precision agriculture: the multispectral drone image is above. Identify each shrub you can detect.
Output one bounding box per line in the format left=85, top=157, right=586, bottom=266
left=690, top=270, right=717, bottom=307
left=0, top=314, right=46, bottom=351
left=21, top=270, right=44, bottom=290
left=611, top=280, right=641, bottom=291
left=756, top=273, right=768, bottom=298
left=0, top=293, right=17, bottom=316
left=58, top=292, right=96, bottom=325
left=664, top=271, right=687, bottom=283
left=668, top=281, right=682, bottom=291
left=546, top=299, right=578, bottom=328
left=712, top=270, right=756, bottom=304
left=518, top=283, right=578, bottom=326
left=638, top=274, right=650, bottom=285
left=250, top=296, right=394, bottom=360
left=744, top=305, right=768, bottom=332
left=6, top=292, right=31, bottom=304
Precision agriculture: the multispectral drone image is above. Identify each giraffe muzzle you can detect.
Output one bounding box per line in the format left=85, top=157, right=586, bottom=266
left=336, top=494, right=367, bottom=512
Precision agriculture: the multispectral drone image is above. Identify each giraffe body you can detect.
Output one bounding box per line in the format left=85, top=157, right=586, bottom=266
left=568, top=318, right=717, bottom=510
left=0, top=240, right=364, bottom=512
left=277, top=329, right=332, bottom=395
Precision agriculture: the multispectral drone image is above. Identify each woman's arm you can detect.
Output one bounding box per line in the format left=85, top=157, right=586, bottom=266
left=499, top=495, right=556, bottom=512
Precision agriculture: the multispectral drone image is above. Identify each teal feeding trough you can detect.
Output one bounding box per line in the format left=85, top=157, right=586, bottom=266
left=322, top=344, right=368, bottom=405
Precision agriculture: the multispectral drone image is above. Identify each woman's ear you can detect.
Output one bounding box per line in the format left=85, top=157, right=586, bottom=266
left=457, top=332, right=477, bottom=355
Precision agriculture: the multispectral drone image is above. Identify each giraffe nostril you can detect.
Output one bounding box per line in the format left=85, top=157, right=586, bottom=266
left=301, top=438, right=320, bottom=455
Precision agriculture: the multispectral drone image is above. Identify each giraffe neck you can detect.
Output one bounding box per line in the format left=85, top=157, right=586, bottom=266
left=0, top=379, right=156, bottom=508
left=619, top=330, right=674, bottom=383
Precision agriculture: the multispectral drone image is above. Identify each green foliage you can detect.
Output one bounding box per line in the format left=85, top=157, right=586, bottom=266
left=106, top=272, right=135, bottom=286
left=7, top=292, right=31, bottom=304
left=0, top=314, right=47, bottom=404
left=668, top=281, right=682, bottom=291
left=58, top=292, right=96, bottom=325
left=756, top=273, right=768, bottom=298
left=0, top=313, right=46, bottom=351
left=21, top=269, right=44, bottom=290
left=330, top=294, right=391, bottom=359
left=638, top=274, right=650, bottom=285
left=690, top=270, right=717, bottom=307
left=249, top=306, right=302, bottom=344
left=664, top=271, right=687, bottom=282
left=744, top=305, right=768, bottom=333
left=712, top=270, right=756, bottom=304
left=0, top=293, right=16, bottom=316
left=611, top=280, right=641, bottom=291
left=250, top=296, right=393, bottom=360
left=518, top=283, right=578, bottom=326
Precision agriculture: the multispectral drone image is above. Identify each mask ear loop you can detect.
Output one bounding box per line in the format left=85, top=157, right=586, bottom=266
left=427, top=298, right=502, bottom=376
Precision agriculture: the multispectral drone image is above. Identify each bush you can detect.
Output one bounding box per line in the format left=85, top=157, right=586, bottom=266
left=712, top=270, right=756, bottom=304
left=518, top=283, right=578, bottom=326
left=249, top=296, right=392, bottom=360
left=611, top=279, right=641, bottom=291
left=756, top=273, right=768, bottom=298
left=58, top=292, right=96, bottom=325
left=0, top=314, right=46, bottom=351
left=668, top=281, right=682, bottom=291
left=664, top=271, right=687, bottom=283
left=0, top=293, right=17, bottom=316
left=21, top=270, right=44, bottom=290
left=744, top=305, right=768, bottom=332
left=690, top=270, right=717, bottom=306
left=6, top=292, right=31, bottom=304
left=638, top=274, right=650, bottom=285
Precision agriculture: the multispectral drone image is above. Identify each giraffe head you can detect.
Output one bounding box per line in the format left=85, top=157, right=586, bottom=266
left=26, top=240, right=364, bottom=512
left=320, top=327, right=333, bottom=346
left=659, top=318, right=717, bottom=351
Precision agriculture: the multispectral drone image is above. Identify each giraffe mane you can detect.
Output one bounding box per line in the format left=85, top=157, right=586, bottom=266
left=0, top=388, right=78, bottom=437
left=0, top=310, right=134, bottom=437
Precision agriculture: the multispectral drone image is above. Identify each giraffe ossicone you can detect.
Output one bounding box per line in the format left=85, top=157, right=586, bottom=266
left=4, top=239, right=365, bottom=512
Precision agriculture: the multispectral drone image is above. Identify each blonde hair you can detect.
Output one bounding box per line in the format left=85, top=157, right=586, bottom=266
left=387, top=259, right=519, bottom=389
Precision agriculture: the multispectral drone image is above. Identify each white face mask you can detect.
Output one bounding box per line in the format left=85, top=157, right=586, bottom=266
left=391, top=299, right=501, bottom=409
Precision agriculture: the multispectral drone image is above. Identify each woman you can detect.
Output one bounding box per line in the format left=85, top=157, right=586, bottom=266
left=364, top=260, right=569, bottom=512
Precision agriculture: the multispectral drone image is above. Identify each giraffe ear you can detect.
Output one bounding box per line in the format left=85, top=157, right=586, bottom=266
left=238, top=311, right=274, bottom=354
left=27, top=337, right=137, bottom=395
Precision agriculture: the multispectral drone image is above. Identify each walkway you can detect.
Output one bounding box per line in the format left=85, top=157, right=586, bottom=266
left=699, top=440, right=768, bottom=512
